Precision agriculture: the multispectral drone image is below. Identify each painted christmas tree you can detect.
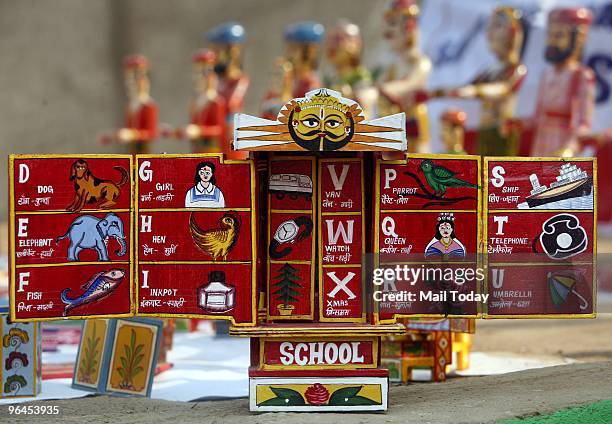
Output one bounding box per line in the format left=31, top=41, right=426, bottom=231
left=272, top=263, right=302, bottom=316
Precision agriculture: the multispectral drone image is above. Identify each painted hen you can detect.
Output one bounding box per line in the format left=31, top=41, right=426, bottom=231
left=189, top=212, right=241, bottom=261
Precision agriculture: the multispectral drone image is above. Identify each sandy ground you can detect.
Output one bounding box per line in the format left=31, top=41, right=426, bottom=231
left=1, top=226, right=611, bottom=422
left=1, top=318, right=611, bottom=424
left=473, top=316, right=612, bottom=363
left=2, top=361, right=611, bottom=424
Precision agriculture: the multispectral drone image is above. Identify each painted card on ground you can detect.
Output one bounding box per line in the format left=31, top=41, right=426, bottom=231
left=484, top=157, right=596, bottom=318
left=319, top=158, right=365, bottom=322
left=267, top=157, right=316, bottom=320
left=375, top=154, right=481, bottom=323
left=135, top=154, right=257, bottom=325
left=9, top=155, right=133, bottom=322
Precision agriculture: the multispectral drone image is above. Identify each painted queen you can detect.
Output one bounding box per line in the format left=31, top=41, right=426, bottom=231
left=424, top=213, right=466, bottom=259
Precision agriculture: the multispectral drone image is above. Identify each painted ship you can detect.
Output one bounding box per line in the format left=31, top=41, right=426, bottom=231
left=523, top=163, right=593, bottom=208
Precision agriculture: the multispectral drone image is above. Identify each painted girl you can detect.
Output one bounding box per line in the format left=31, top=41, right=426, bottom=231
left=185, top=161, right=225, bottom=208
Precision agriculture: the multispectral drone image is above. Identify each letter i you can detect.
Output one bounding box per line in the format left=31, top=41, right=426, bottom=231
left=141, top=269, right=150, bottom=289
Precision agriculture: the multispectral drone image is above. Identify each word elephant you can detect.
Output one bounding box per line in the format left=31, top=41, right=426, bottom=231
left=56, top=213, right=127, bottom=261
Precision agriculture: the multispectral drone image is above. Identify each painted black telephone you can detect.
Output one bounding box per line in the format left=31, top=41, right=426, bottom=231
left=535, top=213, right=588, bottom=260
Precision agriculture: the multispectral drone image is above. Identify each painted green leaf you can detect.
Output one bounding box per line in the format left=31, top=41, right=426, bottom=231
left=134, top=354, right=144, bottom=367
left=133, top=344, right=143, bottom=357
left=328, top=386, right=382, bottom=406
left=328, top=386, right=362, bottom=403
left=329, top=395, right=381, bottom=406
left=268, top=387, right=305, bottom=405
left=4, top=375, right=27, bottom=393
left=259, top=397, right=294, bottom=406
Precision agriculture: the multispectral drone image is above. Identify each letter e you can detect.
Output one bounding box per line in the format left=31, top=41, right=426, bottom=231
left=17, top=218, right=29, bottom=237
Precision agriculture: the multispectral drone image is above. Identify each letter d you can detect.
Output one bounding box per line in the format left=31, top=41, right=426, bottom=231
left=18, top=164, right=30, bottom=183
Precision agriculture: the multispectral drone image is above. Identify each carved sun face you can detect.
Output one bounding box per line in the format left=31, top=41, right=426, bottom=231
left=289, top=105, right=354, bottom=151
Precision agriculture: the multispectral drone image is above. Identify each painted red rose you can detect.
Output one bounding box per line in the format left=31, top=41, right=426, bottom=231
left=304, top=383, right=329, bottom=405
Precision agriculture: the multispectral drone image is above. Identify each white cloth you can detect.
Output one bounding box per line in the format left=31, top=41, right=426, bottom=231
left=184, top=182, right=225, bottom=208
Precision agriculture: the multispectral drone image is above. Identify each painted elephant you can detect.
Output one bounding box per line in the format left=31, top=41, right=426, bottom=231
left=56, top=213, right=126, bottom=261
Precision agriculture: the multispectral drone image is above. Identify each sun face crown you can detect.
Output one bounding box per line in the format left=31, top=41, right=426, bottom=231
left=295, top=89, right=355, bottom=115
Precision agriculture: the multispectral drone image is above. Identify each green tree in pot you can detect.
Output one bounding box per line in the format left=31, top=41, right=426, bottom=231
left=272, top=263, right=302, bottom=316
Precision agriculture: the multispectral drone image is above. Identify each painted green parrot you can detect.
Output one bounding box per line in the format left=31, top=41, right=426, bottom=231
left=419, top=159, right=478, bottom=197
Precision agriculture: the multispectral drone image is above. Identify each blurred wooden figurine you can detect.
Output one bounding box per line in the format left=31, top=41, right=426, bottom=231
left=260, top=57, right=294, bottom=120
left=157, top=319, right=175, bottom=366
left=284, top=21, right=325, bottom=98
left=424, top=6, right=528, bottom=156
left=100, top=54, right=158, bottom=154
left=167, top=49, right=226, bottom=153
left=207, top=22, right=250, bottom=158
left=532, top=7, right=595, bottom=157
left=325, top=19, right=378, bottom=119
left=379, top=0, right=431, bottom=153
left=440, top=108, right=467, bottom=154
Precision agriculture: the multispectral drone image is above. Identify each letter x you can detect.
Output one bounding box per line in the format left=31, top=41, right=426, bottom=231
left=327, top=272, right=356, bottom=299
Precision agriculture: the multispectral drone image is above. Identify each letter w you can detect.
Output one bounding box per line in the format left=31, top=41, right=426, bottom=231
left=326, top=220, right=354, bottom=245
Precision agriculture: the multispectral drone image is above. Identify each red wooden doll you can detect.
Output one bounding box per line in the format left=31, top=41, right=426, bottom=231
left=166, top=49, right=227, bottom=153
left=207, top=22, right=250, bottom=159
left=532, top=8, right=595, bottom=157
left=100, top=54, right=158, bottom=154
left=284, top=21, right=325, bottom=98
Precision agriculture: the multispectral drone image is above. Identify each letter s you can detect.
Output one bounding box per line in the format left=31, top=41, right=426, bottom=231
left=491, top=166, right=505, bottom=188
left=279, top=342, right=294, bottom=365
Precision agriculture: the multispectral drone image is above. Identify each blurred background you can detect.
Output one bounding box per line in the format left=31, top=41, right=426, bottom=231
left=0, top=0, right=611, bottom=410
left=1, top=0, right=612, bottom=215
left=0, top=0, right=386, bottom=221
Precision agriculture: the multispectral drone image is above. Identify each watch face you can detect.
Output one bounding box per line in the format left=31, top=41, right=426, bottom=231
left=274, top=220, right=299, bottom=243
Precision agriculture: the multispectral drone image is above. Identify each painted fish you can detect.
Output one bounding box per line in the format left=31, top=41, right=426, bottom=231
left=61, top=269, right=125, bottom=316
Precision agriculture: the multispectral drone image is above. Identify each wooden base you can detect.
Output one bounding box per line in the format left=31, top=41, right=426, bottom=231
left=249, top=374, right=388, bottom=412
